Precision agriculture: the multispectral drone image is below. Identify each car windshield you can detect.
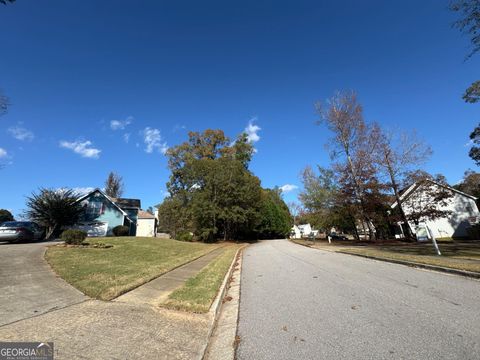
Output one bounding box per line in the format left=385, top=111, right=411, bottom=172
left=0, top=221, right=32, bottom=228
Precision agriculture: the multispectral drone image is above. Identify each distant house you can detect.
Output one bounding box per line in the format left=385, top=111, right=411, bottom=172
left=391, top=179, right=480, bottom=240
left=291, top=224, right=319, bottom=239
left=75, top=189, right=142, bottom=237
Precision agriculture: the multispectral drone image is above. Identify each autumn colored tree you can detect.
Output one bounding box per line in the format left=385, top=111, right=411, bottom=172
left=373, top=127, right=432, bottom=240
left=399, top=171, right=454, bottom=226
left=454, top=170, right=480, bottom=198
left=315, top=91, right=379, bottom=240
left=104, top=172, right=124, bottom=198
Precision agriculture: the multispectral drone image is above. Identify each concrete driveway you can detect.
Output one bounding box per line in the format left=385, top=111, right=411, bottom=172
left=0, top=241, right=217, bottom=359
left=0, top=240, right=87, bottom=326
left=237, top=239, right=480, bottom=360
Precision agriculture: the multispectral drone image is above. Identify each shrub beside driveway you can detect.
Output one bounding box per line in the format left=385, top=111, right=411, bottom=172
left=45, top=237, right=222, bottom=300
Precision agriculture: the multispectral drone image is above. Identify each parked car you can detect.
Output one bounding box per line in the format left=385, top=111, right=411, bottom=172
left=0, top=221, right=45, bottom=243
left=327, top=232, right=348, bottom=241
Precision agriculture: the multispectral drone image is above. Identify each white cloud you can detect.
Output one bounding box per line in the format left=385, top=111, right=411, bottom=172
left=245, top=118, right=261, bottom=143
left=59, top=140, right=101, bottom=159
left=142, top=127, right=168, bottom=154
left=8, top=125, right=34, bottom=141
left=123, top=133, right=131, bottom=143
left=280, top=184, right=299, bottom=193
left=0, top=148, right=7, bottom=158
left=110, top=116, right=133, bottom=130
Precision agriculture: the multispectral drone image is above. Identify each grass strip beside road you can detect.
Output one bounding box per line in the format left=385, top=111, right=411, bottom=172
left=46, top=237, right=221, bottom=300
left=162, top=245, right=241, bottom=313
left=341, top=247, right=480, bottom=273
left=291, top=239, right=480, bottom=273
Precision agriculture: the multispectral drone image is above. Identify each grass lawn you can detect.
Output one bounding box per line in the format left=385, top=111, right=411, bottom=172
left=45, top=237, right=222, bottom=300
left=291, top=239, right=480, bottom=273
left=162, top=244, right=241, bottom=313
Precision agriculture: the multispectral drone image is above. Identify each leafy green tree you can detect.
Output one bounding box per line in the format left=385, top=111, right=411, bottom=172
left=0, top=209, right=14, bottom=223
left=468, top=124, right=480, bottom=165
left=25, top=188, right=83, bottom=239
left=164, top=129, right=261, bottom=242
left=255, top=188, right=292, bottom=239
left=463, top=80, right=480, bottom=103
left=450, top=2, right=480, bottom=162
left=189, top=157, right=262, bottom=241
left=156, top=196, right=192, bottom=238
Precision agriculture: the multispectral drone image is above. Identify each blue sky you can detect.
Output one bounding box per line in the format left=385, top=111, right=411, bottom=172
left=0, top=0, right=478, bottom=217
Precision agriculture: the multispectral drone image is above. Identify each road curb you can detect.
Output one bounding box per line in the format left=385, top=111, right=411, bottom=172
left=199, top=245, right=246, bottom=360
left=339, top=251, right=480, bottom=279
left=290, top=239, right=480, bottom=280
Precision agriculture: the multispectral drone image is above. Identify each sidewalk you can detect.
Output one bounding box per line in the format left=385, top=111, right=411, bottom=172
left=115, top=246, right=226, bottom=306
left=0, top=246, right=229, bottom=360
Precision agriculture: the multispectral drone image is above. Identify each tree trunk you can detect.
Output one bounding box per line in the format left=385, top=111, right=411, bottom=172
left=388, top=167, right=414, bottom=241
left=46, top=224, right=57, bottom=240
left=345, top=151, right=376, bottom=241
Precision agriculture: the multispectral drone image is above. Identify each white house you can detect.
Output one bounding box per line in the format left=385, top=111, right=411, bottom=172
left=391, top=179, right=480, bottom=240
left=136, top=210, right=157, bottom=237
left=291, top=224, right=319, bottom=239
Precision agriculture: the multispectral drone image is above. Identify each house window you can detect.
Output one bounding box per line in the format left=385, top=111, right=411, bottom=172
left=87, top=202, right=103, bottom=217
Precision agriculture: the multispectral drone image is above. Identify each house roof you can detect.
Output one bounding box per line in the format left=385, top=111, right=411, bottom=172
left=76, top=188, right=133, bottom=222
left=111, top=197, right=141, bottom=209
left=138, top=210, right=155, bottom=219
left=391, top=179, right=478, bottom=209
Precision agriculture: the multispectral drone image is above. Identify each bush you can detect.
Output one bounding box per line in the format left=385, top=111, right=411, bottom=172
left=61, top=229, right=87, bottom=245
left=112, top=225, right=130, bottom=236
left=176, top=230, right=194, bottom=242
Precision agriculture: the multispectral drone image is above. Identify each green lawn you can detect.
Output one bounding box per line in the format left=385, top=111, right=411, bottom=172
left=162, top=245, right=241, bottom=313
left=45, top=237, right=221, bottom=300
left=291, top=239, right=480, bottom=273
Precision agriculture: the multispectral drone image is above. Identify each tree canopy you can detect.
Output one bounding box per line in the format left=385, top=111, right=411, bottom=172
left=104, top=171, right=124, bottom=198
left=158, top=129, right=291, bottom=241
left=0, top=209, right=14, bottom=223
left=25, top=188, right=83, bottom=239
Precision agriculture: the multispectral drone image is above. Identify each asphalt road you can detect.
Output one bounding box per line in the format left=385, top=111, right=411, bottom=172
left=237, top=240, right=480, bottom=360
left=0, top=241, right=87, bottom=326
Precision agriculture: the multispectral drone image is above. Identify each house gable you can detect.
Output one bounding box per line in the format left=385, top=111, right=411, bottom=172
left=76, top=189, right=130, bottom=236
left=390, top=180, right=480, bottom=239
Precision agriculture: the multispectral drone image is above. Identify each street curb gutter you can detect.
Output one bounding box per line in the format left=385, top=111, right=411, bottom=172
left=339, top=251, right=480, bottom=279
left=199, top=245, right=246, bottom=360
left=289, top=239, right=480, bottom=280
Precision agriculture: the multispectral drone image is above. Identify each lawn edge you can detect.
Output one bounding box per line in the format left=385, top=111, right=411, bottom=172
left=290, top=238, right=480, bottom=279
left=109, top=243, right=227, bottom=300
left=45, top=241, right=226, bottom=300
left=199, top=244, right=246, bottom=360
left=338, top=251, right=480, bottom=279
